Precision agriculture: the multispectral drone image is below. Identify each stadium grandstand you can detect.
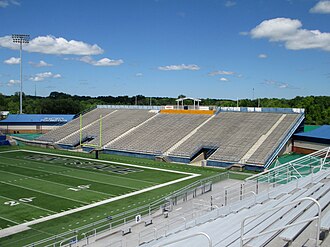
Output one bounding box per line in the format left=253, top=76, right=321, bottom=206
left=34, top=104, right=305, bottom=171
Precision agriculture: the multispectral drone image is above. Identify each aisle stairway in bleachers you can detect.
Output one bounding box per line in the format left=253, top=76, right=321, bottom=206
left=246, top=114, right=301, bottom=165
left=167, top=112, right=302, bottom=167
left=107, top=113, right=210, bottom=155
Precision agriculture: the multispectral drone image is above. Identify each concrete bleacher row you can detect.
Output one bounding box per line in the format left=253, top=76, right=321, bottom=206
left=208, top=113, right=284, bottom=163
left=107, top=113, right=210, bottom=154
left=36, top=107, right=302, bottom=167
left=246, top=114, right=300, bottom=165
left=58, top=109, right=156, bottom=146
left=142, top=168, right=330, bottom=247
left=36, top=108, right=114, bottom=143
left=168, top=112, right=300, bottom=166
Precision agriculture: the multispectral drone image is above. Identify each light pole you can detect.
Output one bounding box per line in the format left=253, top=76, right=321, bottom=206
left=12, top=34, right=30, bottom=114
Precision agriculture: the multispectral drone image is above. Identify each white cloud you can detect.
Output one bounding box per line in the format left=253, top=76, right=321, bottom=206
left=29, top=72, right=61, bottom=82
left=79, top=56, right=123, bottom=66
left=135, top=73, right=143, bottom=77
left=209, top=70, right=235, bottom=76
left=258, top=54, right=268, bottom=59
left=250, top=17, right=330, bottom=52
left=4, top=57, right=20, bottom=64
left=0, top=0, right=19, bottom=8
left=225, top=1, right=236, bottom=7
left=29, top=60, right=52, bottom=67
left=94, top=58, right=123, bottom=66
left=7, top=79, right=20, bottom=86
left=251, top=18, right=301, bottom=41
left=263, top=79, right=299, bottom=89
left=158, top=64, right=200, bottom=71
left=310, top=1, right=330, bottom=14
left=219, top=77, right=229, bottom=82
left=0, top=35, right=103, bottom=55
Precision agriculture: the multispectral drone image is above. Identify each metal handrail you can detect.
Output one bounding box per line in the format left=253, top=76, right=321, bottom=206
left=157, top=232, right=212, bottom=247
left=240, top=197, right=321, bottom=247
left=321, top=148, right=330, bottom=170
left=247, top=147, right=330, bottom=182
left=139, top=227, right=157, bottom=245
left=59, top=235, right=77, bottom=247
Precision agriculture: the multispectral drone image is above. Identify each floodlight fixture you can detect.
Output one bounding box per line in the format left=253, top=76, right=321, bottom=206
left=12, top=34, right=30, bottom=114
left=12, top=34, right=30, bottom=44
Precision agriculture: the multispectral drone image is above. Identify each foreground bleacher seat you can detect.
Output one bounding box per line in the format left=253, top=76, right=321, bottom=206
left=141, top=168, right=330, bottom=247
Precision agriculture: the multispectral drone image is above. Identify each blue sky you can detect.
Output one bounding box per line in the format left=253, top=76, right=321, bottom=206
left=0, top=0, right=329, bottom=100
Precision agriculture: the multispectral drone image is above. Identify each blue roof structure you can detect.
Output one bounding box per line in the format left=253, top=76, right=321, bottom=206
left=0, top=114, right=75, bottom=124
left=294, top=125, right=330, bottom=144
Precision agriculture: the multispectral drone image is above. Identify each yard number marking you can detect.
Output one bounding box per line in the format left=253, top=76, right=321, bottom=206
left=67, top=184, right=91, bottom=192
left=4, top=197, right=36, bottom=206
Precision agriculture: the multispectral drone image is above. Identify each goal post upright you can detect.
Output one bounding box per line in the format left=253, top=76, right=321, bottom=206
left=99, top=114, right=102, bottom=149
left=79, top=113, right=103, bottom=157
left=80, top=114, right=82, bottom=146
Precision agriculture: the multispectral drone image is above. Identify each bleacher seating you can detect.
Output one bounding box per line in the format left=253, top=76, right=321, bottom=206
left=35, top=106, right=303, bottom=168
left=208, top=113, right=295, bottom=164
left=79, top=109, right=156, bottom=147
left=169, top=112, right=296, bottom=165
left=142, top=168, right=330, bottom=247
left=246, top=114, right=300, bottom=164
left=107, top=113, right=210, bottom=154
left=36, top=108, right=115, bottom=143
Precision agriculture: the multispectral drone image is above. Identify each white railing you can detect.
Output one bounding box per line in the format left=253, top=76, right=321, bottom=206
left=240, top=197, right=321, bottom=247
left=156, top=232, right=212, bottom=247
left=247, top=147, right=330, bottom=185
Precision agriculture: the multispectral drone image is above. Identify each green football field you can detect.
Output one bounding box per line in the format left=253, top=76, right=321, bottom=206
left=0, top=146, right=226, bottom=246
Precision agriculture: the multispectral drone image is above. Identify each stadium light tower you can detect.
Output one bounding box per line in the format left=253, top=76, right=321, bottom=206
left=12, top=34, right=30, bottom=114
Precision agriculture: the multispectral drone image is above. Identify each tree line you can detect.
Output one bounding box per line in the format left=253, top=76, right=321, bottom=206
left=0, top=92, right=329, bottom=125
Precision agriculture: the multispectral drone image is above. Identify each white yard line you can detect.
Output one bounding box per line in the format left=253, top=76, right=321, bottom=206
left=0, top=157, right=138, bottom=191
left=0, top=169, right=114, bottom=197
left=0, top=216, right=20, bottom=225
left=0, top=173, right=200, bottom=238
left=0, top=181, right=89, bottom=205
left=0, top=149, right=20, bottom=154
